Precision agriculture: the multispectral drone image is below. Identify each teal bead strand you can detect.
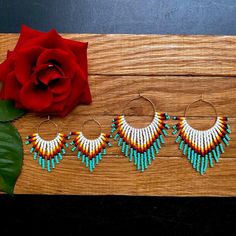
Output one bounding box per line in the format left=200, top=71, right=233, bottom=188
left=117, top=137, right=123, bottom=147
left=204, top=155, right=208, bottom=173
left=121, top=142, right=126, bottom=153
left=143, top=152, right=148, bottom=169
left=47, top=160, right=51, bottom=172
left=175, top=135, right=181, bottom=143
left=96, top=155, right=99, bottom=165
left=125, top=144, right=129, bottom=157
left=33, top=152, right=37, bottom=160
left=187, top=147, right=191, bottom=160
left=89, top=159, right=93, bottom=172
left=38, top=156, right=42, bottom=166
left=153, top=142, right=159, bottom=154
left=159, top=135, right=164, bottom=144
left=147, top=148, right=151, bottom=165
left=51, top=159, right=55, bottom=169
left=208, top=152, right=214, bottom=167
left=55, top=155, right=59, bottom=164
left=77, top=151, right=81, bottom=159
left=196, top=155, right=201, bottom=172
left=41, top=159, right=45, bottom=170
left=137, top=152, right=141, bottom=170
left=156, top=138, right=161, bottom=149
left=129, top=147, right=133, bottom=162
left=200, top=157, right=205, bottom=175
left=151, top=146, right=155, bottom=160
left=85, top=157, right=89, bottom=167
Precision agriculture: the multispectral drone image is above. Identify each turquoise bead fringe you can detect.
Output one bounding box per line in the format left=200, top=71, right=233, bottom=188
left=176, top=137, right=229, bottom=174
left=115, top=136, right=166, bottom=172
left=112, top=119, right=170, bottom=172
left=30, top=148, right=65, bottom=172
left=75, top=148, right=107, bottom=172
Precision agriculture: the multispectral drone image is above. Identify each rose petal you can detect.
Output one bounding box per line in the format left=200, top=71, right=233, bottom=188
left=52, top=88, right=71, bottom=102
left=34, top=29, right=65, bottom=49
left=42, top=75, right=91, bottom=117
left=20, top=28, right=67, bottom=52
left=37, top=65, right=63, bottom=86
left=64, top=38, right=88, bottom=60
left=64, top=39, right=88, bottom=78
left=78, top=83, right=92, bottom=104
left=35, top=63, right=65, bottom=76
left=32, top=64, right=61, bottom=85
left=15, top=46, right=44, bottom=85
left=14, top=101, right=25, bottom=109
left=20, top=80, right=53, bottom=111
left=7, top=50, right=13, bottom=58
left=49, top=76, right=71, bottom=94
left=36, top=48, right=76, bottom=78
left=0, top=56, right=14, bottom=82
left=54, top=106, right=70, bottom=117
left=0, top=57, right=15, bottom=99
left=61, top=71, right=92, bottom=116
left=44, top=102, right=69, bottom=117
left=17, top=26, right=79, bottom=60
left=0, top=50, right=16, bottom=99
left=1, top=25, right=91, bottom=117
left=39, top=101, right=66, bottom=116
left=15, top=25, right=44, bottom=50
left=1, top=72, right=22, bottom=100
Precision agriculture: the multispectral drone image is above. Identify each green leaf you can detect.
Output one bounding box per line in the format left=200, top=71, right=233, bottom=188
left=0, top=122, right=23, bottom=194
left=0, top=100, right=25, bottom=122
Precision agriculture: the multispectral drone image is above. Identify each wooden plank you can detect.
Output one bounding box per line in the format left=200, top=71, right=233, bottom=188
left=0, top=33, right=236, bottom=196
left=54, top=75, right=235, bottom=116
left=1, top=34, right=236, bottom=76
left=3, top=75, right=235, bottom=117
left=15, top=115, right=236, bottom=158
left=14, top=156, right=236, bottom=196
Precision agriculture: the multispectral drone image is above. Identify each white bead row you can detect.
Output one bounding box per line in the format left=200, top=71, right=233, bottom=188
left=34, top=133, right=61, bottom=155
left=120, top=113, right=161, bottom=146
left=78, top=132, right=104, bottom=153
left=182, top=117, right=222, bottom=149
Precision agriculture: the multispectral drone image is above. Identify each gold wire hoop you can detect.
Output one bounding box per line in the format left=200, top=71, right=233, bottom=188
left=81, top=118, right=102, bottom=135
left=122, top=94, right=156, bottom=116
left=37, top=116, right=59, bottom=135
left=184, top=95, right=218, bottom=118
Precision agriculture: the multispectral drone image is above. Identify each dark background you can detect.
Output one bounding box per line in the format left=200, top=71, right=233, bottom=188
left=1, top=0, right=236, bottom=35
left=1, top=0, right=236, bottom=234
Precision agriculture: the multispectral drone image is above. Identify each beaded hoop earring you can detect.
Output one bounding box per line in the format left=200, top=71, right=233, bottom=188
left=172, top=96, right=231, bottom=175
left=25, top=116, right=69, bottom=172
left=69, top=118, right=112, bottom=172
left=111, top=94, right=170, bottom=172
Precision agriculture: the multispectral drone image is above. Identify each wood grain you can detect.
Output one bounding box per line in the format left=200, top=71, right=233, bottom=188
left=2, top=34, right=236, bottom=76
left=52, top=75, right=235, bottom=116
left=15, top=114, right=236, bottom=158
left=0, top=33, right=236, bottom=196
left=14, top=155, right=236, bottom=196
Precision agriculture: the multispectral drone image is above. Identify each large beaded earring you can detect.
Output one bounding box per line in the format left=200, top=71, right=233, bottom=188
left=172, top=96, right=231, bottom=175
left=69, top=118, right=112, bottom=172
left=25, top=116, right=69, bottom=172
left=111, top=94, right=170, bottom=172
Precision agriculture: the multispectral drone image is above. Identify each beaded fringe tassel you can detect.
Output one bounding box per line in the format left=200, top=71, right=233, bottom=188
left=172, top=116, right=231, bottom=175
left=70, top=132, right=112, bottom=172
left=25, top=133, right=69, bottom=172
left=111, top=112, right=170, bottom=172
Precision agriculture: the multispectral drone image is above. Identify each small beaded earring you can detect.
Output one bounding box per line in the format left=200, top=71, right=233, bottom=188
left=111, top=94, right=170, bottom=172
left=69, top=118, right=112, bottom=172
left=172, top=96, right=231, bottom=175
left=25, top=116, right=69, bottom=172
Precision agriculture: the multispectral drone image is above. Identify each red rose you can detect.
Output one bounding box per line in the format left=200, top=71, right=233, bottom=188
left=0, top=25, right=92, bottom=117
